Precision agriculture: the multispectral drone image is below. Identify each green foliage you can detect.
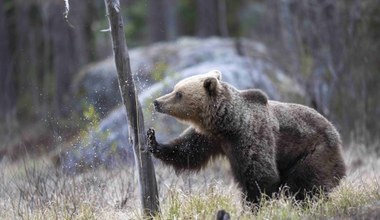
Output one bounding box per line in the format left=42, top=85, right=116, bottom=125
left=299, top=50, right=314, bottom=78
left=3, top=0, right=14, bottom=11
left=123, top=1, right=147, bottom=47
left=16, top=88, right=34, bottom=121
left=177, top=0, right=197, bottom=35
left=238, top=2, right=264, bottom=36
left=151, top=62, right=168, bottom=81
left=79, top=104, right=101, bottom=145
left=83, top=104, right=100, bottom=128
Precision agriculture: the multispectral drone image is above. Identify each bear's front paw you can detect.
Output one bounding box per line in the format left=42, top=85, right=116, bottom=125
left=147, top=128, right=159, bottom=154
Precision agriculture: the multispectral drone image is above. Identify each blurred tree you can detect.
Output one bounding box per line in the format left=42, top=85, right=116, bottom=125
left=268, top=0, right=380, bottom=143
left=235, top=0, right=380, bottom=144
left=177, top=0, right=196, bottom=35
left=0, top=0, right=100, bottom=140
left=1, top=0, right=379, bottom=148
left=148, top=0, right=168, bottom=42
left=49, top=1, right=76, bottom=117
left=148, top=0, right=177, bottom=42
left=0, top=0, right=17, bottom=128
left=49, top=0, right=94, bottom=117
left=165, top=0, right=178, bottom=40
left=196, top=0, right=228, bottom=37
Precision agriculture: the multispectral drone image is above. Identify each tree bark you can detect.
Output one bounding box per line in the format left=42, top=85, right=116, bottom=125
left=104, top=0, right=160, bottom=217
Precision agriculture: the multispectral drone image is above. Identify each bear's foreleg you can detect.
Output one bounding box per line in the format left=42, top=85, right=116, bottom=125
left=244, top=160, right=281, bottom=204
left=229, top=142, right=280, bottom=204
left=147, top=127, right=223, bottom=172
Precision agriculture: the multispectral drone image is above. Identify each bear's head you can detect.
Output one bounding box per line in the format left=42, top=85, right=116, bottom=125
left=153, top=70, right=224, bottom=129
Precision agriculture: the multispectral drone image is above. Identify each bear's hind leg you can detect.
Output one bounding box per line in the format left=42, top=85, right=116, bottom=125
left=280, top=143, right=346, bottom=201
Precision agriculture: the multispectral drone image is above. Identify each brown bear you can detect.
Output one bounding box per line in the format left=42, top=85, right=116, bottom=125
left=147, top=70, right=346, bottom=204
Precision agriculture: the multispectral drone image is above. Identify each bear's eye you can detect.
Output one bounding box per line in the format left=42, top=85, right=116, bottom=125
left=175, top=92, right=182, bottom=99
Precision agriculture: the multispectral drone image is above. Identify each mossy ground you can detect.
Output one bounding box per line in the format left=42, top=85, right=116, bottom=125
left=0, top=144, right=379, bottom=219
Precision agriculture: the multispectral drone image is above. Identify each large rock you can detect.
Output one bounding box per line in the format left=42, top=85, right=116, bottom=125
left=72, top=37, right=304, bottom=116
left=59, top=37, right=306, bottom=173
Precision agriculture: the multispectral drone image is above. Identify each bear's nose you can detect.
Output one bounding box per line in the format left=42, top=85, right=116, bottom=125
left=153, top=100, right=161, bottom=111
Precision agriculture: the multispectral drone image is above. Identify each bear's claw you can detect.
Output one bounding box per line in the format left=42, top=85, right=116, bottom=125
left=147, top=128, right=158, bottom=153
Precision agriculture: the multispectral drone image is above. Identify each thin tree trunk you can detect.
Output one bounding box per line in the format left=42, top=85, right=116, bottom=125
left=196, top=0, right=228, bottom=37
left=217, top=0, right=228, bottom=37
left=49, top=1, right=75, bottom=117
left=70, top=0, right=93, bottom=66
left=104, top=0, right=160, bottom=217
left=148, top=0, right=167, bottom=42
left=165, top=0, right=177, bottom=41
left=41, top=3, right=52, bottom=117
left=196, top=0, right=219, bottom=37
left=0, top=0, right=17, bottom=127
left=278, top=0, right=299, bottom=74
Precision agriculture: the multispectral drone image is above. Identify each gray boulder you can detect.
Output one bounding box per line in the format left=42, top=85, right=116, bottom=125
left=72, top=37, right=304, bottom=116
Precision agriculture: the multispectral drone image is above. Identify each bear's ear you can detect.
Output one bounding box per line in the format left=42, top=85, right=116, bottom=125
left=204, top=77, right=218, bottom=96
left=208, top=70, right=222, bottom=81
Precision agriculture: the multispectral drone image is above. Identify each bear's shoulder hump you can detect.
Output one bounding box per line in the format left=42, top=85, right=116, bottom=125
left=240, top=89, right=268, bottom=105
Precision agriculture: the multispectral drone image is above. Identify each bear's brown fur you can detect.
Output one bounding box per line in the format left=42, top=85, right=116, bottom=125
left=147, top=70, right=346, bottom=204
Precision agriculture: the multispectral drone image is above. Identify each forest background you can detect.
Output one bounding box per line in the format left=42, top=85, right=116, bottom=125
left=1, top=0, right=380, bottom=219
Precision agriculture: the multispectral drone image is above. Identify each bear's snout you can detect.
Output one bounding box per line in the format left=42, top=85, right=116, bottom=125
left=153, top=100, right=162, bottom=112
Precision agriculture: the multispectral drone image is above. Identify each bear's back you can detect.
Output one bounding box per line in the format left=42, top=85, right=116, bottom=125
left=268, top=101, right=339, bottom=140
left=268, top=101, right=342, bottom=171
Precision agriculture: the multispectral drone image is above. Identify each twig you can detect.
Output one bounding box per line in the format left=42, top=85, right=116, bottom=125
left=63, top=0, right=75, bottom=28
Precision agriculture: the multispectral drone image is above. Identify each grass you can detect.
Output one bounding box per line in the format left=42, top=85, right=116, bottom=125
left=0, top=144, right=379, bottom=219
